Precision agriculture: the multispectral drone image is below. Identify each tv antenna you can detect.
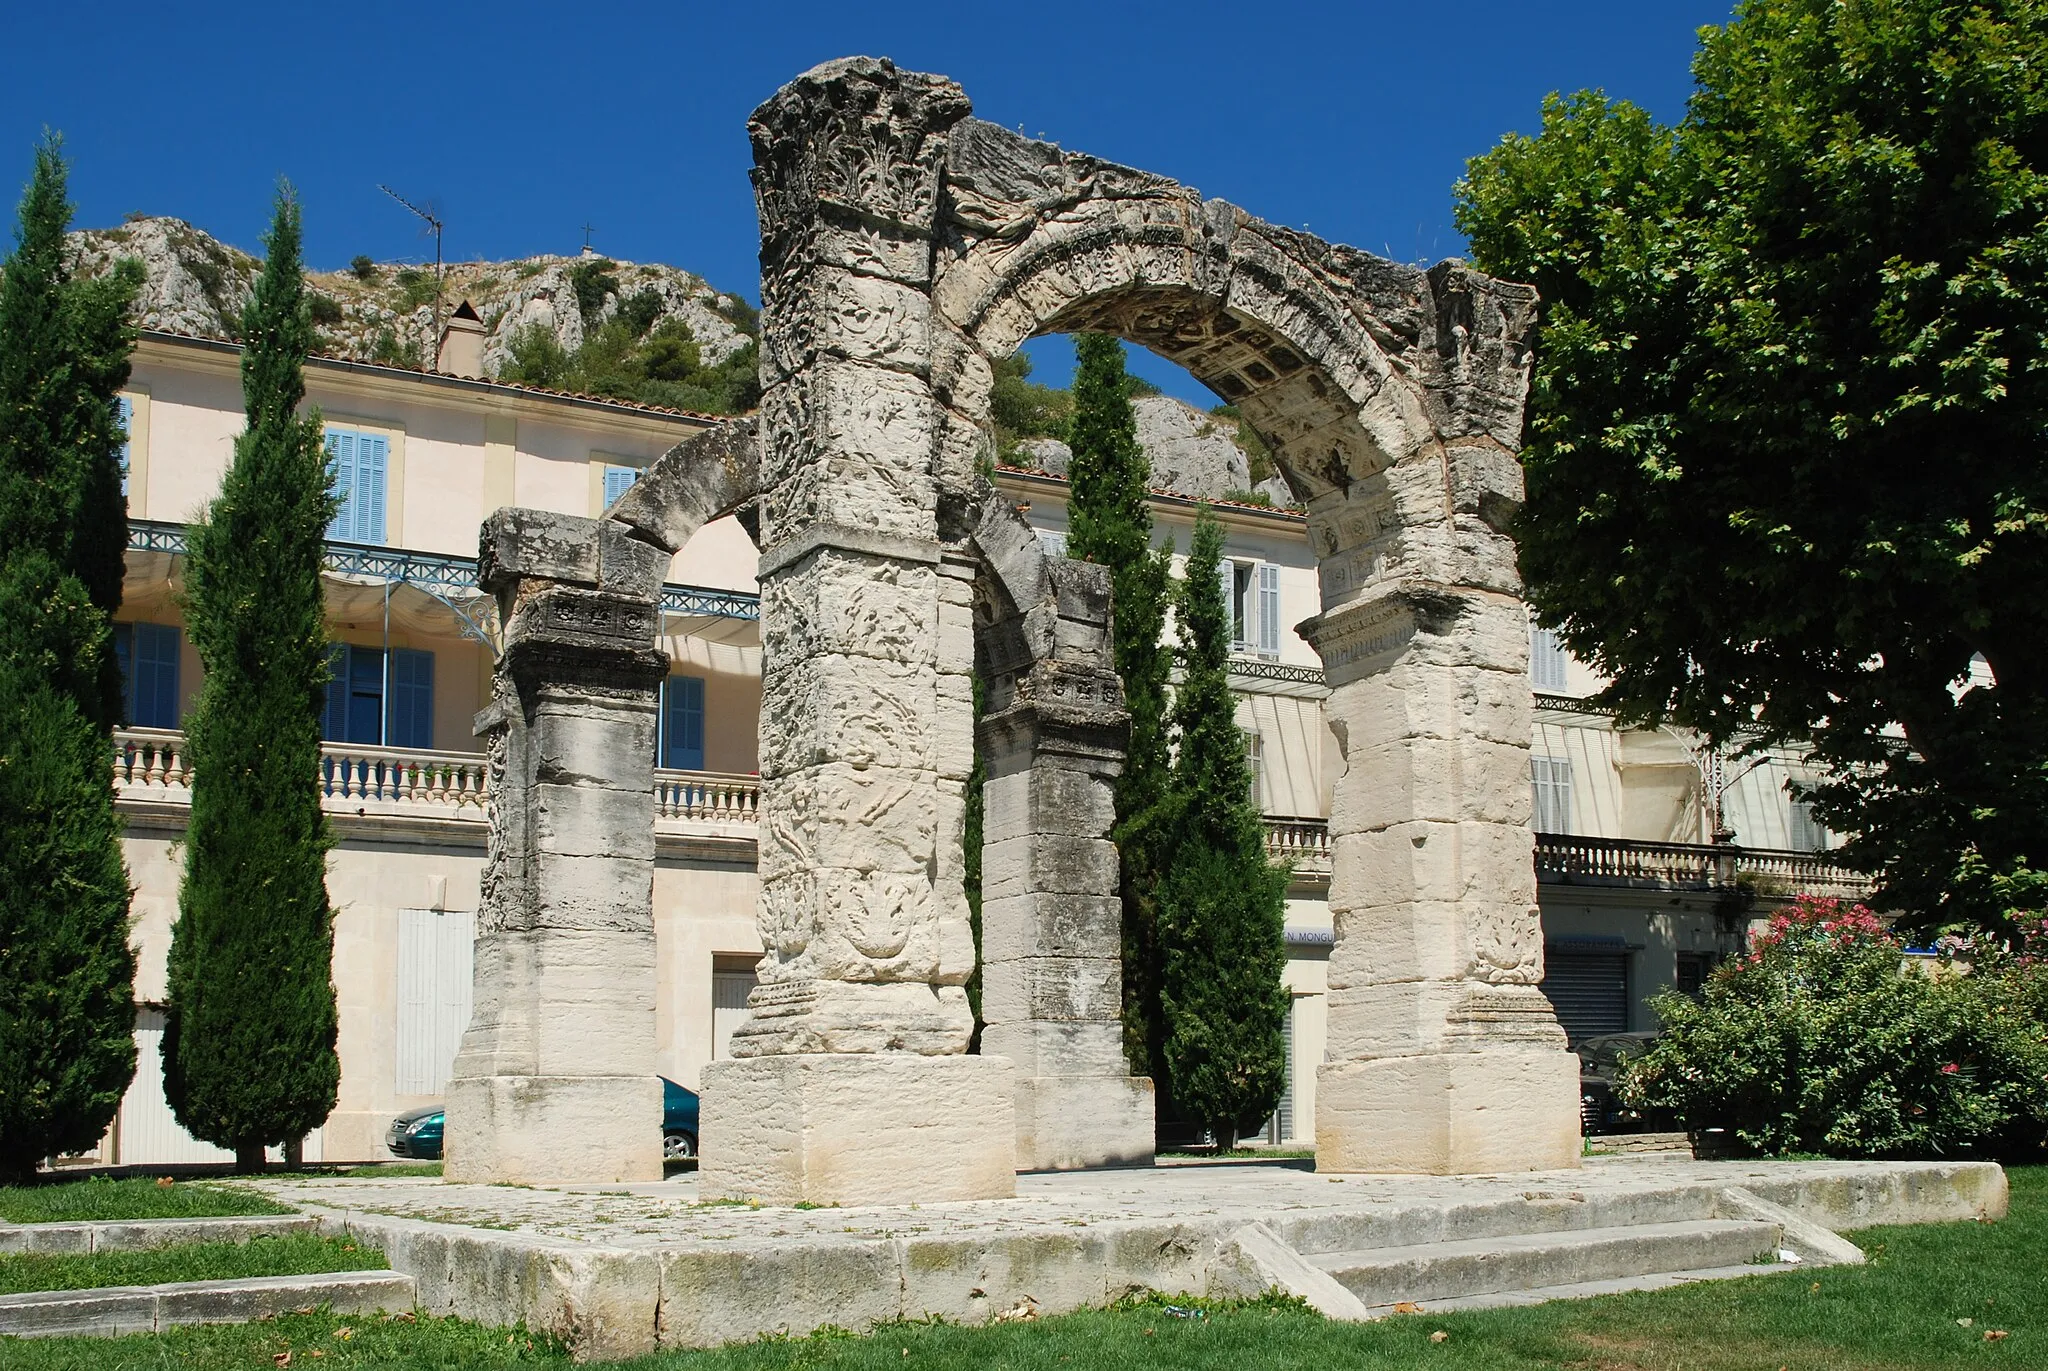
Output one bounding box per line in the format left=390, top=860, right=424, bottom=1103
left=378, top=184, right=444, bottom=345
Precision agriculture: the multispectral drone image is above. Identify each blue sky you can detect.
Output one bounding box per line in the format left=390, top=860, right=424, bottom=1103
left=3, top=0, right=1732, bottom=404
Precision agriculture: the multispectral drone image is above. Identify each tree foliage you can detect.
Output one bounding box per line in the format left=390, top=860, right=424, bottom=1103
left=1624, top=897, right=2048, bottom=1158
left=165, top=187, right=339, bottom=1171
left=1063, top=334, right=1176, bottom=1084
left=1157, top=509, right=1289, bottom=1148
left=989, top=351, right=1073, bottom=461
left=1456, top=0, right=2048, bottom=930
left=499, top=311, right=761, bottom=416
left=0, top=137, right=140, bottom=1181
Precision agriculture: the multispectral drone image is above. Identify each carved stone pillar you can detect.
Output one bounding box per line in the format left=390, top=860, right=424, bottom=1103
left=1302, top=584, right=1580, bottom=1174
left=697, top=57, right=1015, bottom=1205
left=445, top=510, right=671, bottom=1184
left=976, top=552, right=1153, bottom=1171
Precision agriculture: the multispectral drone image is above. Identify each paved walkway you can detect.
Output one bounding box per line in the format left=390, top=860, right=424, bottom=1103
left=240, top=1157, right=2007, bottom=1358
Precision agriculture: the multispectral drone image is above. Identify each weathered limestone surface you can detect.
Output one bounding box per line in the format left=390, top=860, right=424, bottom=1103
left=459, top=55, right=1577, bottom=1188
left=697, top=58, right=1017, bottom=1205
left=920, top=87, right=1579, bottom=1173
left=448, top=419, right=761, bottom=1184
left=974, top=497, right=1153, bottom=1169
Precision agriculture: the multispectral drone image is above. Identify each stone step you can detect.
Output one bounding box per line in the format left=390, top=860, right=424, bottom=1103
left=0, top=1269, right=416, bottom=1339
left=0, top=1214, right=315, bottom=1255
left=1367, top=1262, right=1795, bottom=1316
left=1309, top=1218, right=1784, bottom=1307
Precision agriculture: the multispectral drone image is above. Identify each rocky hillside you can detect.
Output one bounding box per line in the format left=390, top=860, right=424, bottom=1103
left=1014, top=395, right=1292, bottom=506
left=70, top=217, right=1291, bottom=502
left=69, top=217, right=754, bottom=379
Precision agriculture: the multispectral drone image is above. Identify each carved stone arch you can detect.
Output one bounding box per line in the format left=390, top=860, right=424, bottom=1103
left=921, top=102, right=1577, bottom=1175
left=457, top=56, right=1578, bottom=1197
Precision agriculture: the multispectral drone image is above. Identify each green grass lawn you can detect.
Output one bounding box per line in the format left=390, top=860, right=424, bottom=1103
left=2, top=1168, right=2040, bottom=1370
left=0, top=1234, right=386, bottom=1296
left=0, top=1177, right=292, bottom=1224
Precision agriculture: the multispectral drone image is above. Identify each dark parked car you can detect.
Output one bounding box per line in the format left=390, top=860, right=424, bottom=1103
left=387, top=1077, right=701, bottom=1162
left=1575, top=1032, right=1666, bottom=1136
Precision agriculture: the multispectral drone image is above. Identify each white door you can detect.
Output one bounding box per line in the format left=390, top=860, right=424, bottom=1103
left=395, top=908, right=475, bottom=1096
left=118, top=1008, right=234, bottom=1165
left=116, top=1009, right=325, bottom=1165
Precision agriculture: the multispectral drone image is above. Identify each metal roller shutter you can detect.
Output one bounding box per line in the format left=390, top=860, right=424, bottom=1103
left=1541, top=945, right=1630, bottom=1044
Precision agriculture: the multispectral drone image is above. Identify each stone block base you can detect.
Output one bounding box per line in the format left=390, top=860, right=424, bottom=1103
left=1315, top=1050, right=1580, bottom=1175
left=698, top=1054, right=1016, bottom=1206
left=1016, top=1075, right=1155, bottom=1171
left=444, top=1074, right=662, bottom=1184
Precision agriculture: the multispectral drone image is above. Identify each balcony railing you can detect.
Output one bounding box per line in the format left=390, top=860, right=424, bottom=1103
left=1263, top=816, right=1332, bottom=877
left=1534, top=831, right=1871, bottom=897
left=114, top=729, right=757, bottom=836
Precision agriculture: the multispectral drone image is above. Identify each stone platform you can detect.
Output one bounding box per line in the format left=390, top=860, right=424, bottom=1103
left=245, top=1157, right=2007, bottom=1360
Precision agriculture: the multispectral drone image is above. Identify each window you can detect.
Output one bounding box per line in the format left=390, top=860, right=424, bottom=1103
left=603, top=465, right=640, bottom=507
left=113, top=622, right=181, bottom=729
left=660, top=674, right=706, bottom=771
left=1531, top=754, right=1573, bottom=833
left=1530, top=626, right=1568, bottom=691
left=1675, top=951, right=1718, bottom=1000
left=323, top=645, right=434, bottom=748
left=1788, top=799, right=1831, bottom=852
left=325, top=427, right=389, bottom=543
left=1244, top=729, right=1265, bottom=809
left=115, top=395, right=133, bottom=500
left=1221, top=559, right=1283, bottom=658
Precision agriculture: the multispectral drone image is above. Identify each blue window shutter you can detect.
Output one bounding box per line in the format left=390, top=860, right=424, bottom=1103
left=604, top=466, right=638, bottom=507
left=322, top=644, right=350, bottom=741
left=387, top=649, right=435, bottom=749
left=347, top=646, right=386, bottom=744
left=113, top=623, right=134, bottom=724
left=663, top=675, right=705, bottom=771
left=1257, top=562, right=1282, bottom=656
left=362, top=434, right=388, bottom=543
left=326, top=430, right=354, bottom=539
left=116, top=396, right=133, bottom=500
left=132, top=623, right=181, bottom=729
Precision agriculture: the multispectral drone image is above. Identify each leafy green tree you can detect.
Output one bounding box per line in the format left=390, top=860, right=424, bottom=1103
left=164, top=187, right=339, bottom=1172
left=0, top=137, right=140, bottom=1182
left=1456, top=0, right=2048, bottom=931
left=1063, top=334, right=1177, bottom=1086
left=990, top=352, right=1073, bottom=461
left=1156, top=509, right=1289, bottom=1148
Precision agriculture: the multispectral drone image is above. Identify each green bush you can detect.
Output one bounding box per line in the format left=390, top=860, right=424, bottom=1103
left=1623, top=897, right=2048, bottom=1159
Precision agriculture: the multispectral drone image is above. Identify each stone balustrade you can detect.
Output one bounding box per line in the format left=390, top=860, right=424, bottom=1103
left=1263, top=815, right=1332, bottom=877
left=1534, top=831, right=1871, bottom=897
left=112, top=728, right=759, bottom=838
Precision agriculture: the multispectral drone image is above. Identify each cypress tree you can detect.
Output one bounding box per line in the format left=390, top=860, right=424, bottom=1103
left=0, top=138, right=141, bottom=1182
left=1157, top=508, right=1288, bottom=1149
left=164, top=187, right=339, bottom=1172
left=1062, top=334, right=1175, bottom=1087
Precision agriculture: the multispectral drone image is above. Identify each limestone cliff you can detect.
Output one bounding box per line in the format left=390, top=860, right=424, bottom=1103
left=68, top=217, right=753, bottom=378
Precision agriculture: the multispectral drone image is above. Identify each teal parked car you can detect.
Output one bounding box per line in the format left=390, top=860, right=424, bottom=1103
left=386, top=1078, right=701, bottom=1161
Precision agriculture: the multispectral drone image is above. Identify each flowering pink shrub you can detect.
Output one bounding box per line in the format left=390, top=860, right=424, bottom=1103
left=1623, top=896, right=2048, bottom=1158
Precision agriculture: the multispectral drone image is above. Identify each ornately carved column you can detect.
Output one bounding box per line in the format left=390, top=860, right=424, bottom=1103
left=696, top=58, right=1016, bottom=1205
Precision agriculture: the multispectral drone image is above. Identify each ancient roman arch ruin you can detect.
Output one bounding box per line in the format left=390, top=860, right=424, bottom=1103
left=443, top=57, right=1580, bottom=1202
